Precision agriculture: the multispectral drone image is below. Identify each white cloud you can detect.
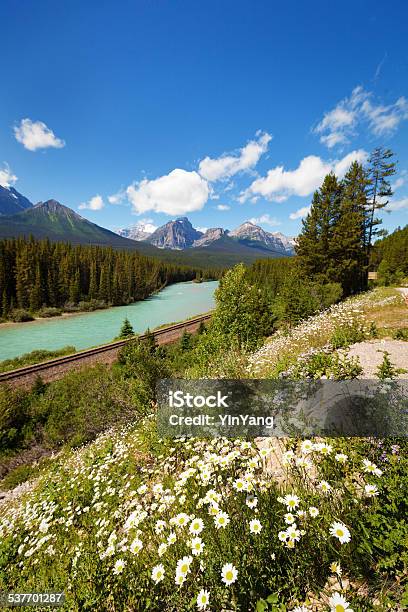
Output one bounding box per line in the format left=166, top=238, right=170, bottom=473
left=14, top=119, right=65, bottom=151
left=108, top=190, right=127, bottom=205
left=392, top=171, right=407, bottom=191
left=127, top=169, right=209, bottom=215
left=249, top=214, right=281, bottom=227
left=242, top=150, right=368, bottom=203
left=361, top=96, right=408, bottom=135
left=0, top=163, right=17, bottom=188
left=388, top=197, right=408, bottom=212
left=290, top=206, right=311, bottom=220
left=78, top=195, right=104, bottom=211
left=196, top=226, right=208, bottom=233
left=216, top=204, right=231, bottom=211
left=198, top=132, right=272, bottom=182
left=315, top=86, right=408, bottom=148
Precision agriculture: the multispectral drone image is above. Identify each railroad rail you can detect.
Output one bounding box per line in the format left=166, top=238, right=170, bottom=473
left=0, top=312, right=212, bottom=388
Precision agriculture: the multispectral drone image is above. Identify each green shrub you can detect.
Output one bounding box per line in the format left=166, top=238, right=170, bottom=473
left=9, top=309, right=34, bottom=322
left=287, top=349, right=363, bottom=380
left=330, top=321, right=366, bottom=349
left=392, top=328, right=408, bottom=341
left=0, top=387, right=31, bottom=453
left=37, top=307, right=62, bottom=318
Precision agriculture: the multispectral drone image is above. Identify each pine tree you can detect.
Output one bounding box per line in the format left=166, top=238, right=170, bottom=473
left=365, top=147, right=396, bottom=261
left=296, top=173, right=342, bottom=283
left=332, top=162, right=368, bottom=295
left=30, top=262, right=44, bottom=311
left=119, top=317, right=134, bottom=338
left=69, top=269, right=81, bottom=303
left=15, top=249, right=31, bottom=308
left=88, top=262, right=98, bottom=300
left=180, top=330, right=192, bottom=351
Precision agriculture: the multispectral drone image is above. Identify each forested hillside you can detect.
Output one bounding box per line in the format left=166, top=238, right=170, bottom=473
left=370, top=224, right=408, bottom=284
left=0, top=237, right=219, bottom=320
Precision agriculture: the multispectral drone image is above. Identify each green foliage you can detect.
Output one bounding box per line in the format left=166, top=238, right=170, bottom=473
left=8, top=309, right=34, bottom=322
left=295, top=150, right=398, bottom=295
left=375, top=351, right=406, bottom=380
left=0, top=346, right=76, bottom=373
left=392, top=328, right=408, bottom=341
left=188, top=264, right=276, bottom=376
left=1, top=431, right=405, bottom=610
left=330, top=321, right=366, bottom=349
left=119, top=317, right=134, bottom=338
left=296, top=173, right=344, bottom=286
left=365, top=147, right=397, bottom=253
left=32, top=365, right=145, bottom=447
left=117, top=336, right=170, bottom=409
left=37, top=306, right=62, bottom=318
left=179, top=330, right=192, bottom=351
left=371, top=225, right=408, bottom=284
left=212, top=263, right=276, bottom=349
left=287, top=349, right=363, bottom=380
left=0, top=386, right=31, bottom=452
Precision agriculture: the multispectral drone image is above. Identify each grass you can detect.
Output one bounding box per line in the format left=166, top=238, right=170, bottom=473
left=361, top=288, right=408, bottom=332
left=0, top=346, right=76, bottom=373
left=248, top=287, right=404, bottom=378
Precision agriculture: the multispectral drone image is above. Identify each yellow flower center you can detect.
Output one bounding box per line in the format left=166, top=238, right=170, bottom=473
left=335, top=605, right=345, bottom=612
left=336, top=529, right=344, bottom=537
left=226, top=571, right=233, bottom=581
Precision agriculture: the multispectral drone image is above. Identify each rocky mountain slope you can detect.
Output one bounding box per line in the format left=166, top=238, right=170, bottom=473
left=0, top=186, right=33, bottom=216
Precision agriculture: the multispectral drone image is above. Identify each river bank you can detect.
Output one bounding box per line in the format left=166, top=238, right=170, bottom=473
left=0, top=280, right=218, bottom=361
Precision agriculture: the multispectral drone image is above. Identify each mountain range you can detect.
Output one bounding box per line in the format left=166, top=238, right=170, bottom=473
left=117, top=217, right=295, bottom=254
left=0, top=185, right=295, bottom=266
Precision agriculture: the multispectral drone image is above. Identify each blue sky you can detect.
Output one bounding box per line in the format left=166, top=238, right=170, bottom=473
left=1, top=0, right=408, bottom=237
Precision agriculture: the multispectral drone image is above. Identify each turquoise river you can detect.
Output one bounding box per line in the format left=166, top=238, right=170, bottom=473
left=0, top=280, right=218, bottom=361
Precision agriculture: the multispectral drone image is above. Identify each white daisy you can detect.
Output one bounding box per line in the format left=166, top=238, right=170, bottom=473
left=113, top=558, right=126, bottom=575
left=328, top=592, right=354, bottom=611
left=189, top=517, right=204, bottom=535
left=249, top=519, right=262, bottom=534
left=151, top=564, right=165, bottom=584
left=176, top=555, right=193, bottom=576
left=364, top=484, right=379, bottom=497
left=130, top=538, right=143, bottom=554
left=330, top=561, right=342, bottom=575
left=318, top=480, right=332, bottom=493
left=196, top=588, right=210, bottom=609
left=283, top=494, right=300, bottom=510
left=330, top=521, right=351, bottom=544
left=214, top=511, right=230, bottom=529
left=221, top=562, right=238, bottom=585
left=335, top=453, right=348, bottom=463
left=191, top=537, right=204, bottom=556
left=362, top=459, right=383, bottom=477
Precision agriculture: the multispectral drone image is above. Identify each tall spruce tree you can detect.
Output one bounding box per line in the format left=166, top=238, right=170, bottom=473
left=332, top=161, right=368, bottom=295
left=296, top=173, right=342, bottom=283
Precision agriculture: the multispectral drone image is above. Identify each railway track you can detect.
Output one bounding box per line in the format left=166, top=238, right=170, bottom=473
left=0, top=312, right=212, bottom=388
